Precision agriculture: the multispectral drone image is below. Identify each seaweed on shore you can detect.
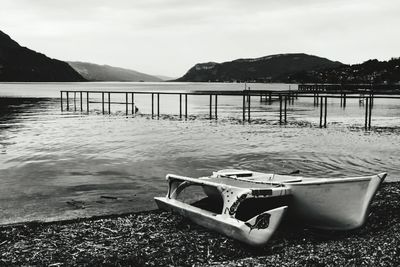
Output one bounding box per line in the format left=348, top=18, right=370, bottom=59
left=0, top=183, right=399, bottom=266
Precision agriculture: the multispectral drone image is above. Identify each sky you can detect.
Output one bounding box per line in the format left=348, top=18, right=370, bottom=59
left=0, top=0, right=399, bottom=77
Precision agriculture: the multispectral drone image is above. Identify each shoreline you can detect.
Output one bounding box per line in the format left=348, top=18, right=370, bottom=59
left=1, top=180, right=398, bottom=229
left=0, top=182, right=399, bottom=266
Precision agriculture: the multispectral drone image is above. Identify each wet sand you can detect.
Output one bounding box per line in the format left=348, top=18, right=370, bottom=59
left=0, top=182, right=399, bottom=266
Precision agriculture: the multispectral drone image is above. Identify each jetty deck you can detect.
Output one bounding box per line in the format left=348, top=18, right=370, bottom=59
left=60, top=84, right=400, bottom=130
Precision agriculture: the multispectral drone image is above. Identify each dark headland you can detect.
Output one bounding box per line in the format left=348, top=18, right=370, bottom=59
left=175, top=54, right=400, bottom=84
left=0, top=30, right=85, bottom=82
left=0, top=30, right=162, bottom=82
left=0, top=182, right=399, bottom=266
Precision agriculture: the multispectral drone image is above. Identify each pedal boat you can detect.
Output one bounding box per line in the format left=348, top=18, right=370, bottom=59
left=154, top=169, right=387, bottom=246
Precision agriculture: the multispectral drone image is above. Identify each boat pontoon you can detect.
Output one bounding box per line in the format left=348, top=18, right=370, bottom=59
left=155, top=169, right=387, bottom=246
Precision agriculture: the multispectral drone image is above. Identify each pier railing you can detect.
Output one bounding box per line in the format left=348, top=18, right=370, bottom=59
left=60, top=88, right=400, bottom=130
left=298, top=83, right=400, bottom=94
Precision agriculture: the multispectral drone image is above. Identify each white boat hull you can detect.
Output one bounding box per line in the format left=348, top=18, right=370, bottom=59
left=155, top=197, right=287, bottom=246
left=286, top=173, right=386, bottom=230
left=154, top=170, right=387, bottom=246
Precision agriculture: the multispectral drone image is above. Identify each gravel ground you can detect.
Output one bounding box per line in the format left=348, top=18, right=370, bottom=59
left=0, top=182, right=399, bottom=266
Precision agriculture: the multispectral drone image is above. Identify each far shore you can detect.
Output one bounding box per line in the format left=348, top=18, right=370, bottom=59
left=0, top=182, right=399, bottom=266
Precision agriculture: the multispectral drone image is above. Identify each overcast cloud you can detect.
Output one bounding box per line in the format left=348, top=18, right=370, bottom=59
left=1, top=0, right=399, bottom=77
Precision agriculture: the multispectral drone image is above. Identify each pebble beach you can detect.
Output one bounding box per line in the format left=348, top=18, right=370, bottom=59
left=0, top=182, right=399, bottom=266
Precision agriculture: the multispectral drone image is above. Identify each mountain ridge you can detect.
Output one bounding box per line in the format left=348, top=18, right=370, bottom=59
left=0, top=30, right=85, bottom=82
left=176, top=53, right=343, bottom=82
left=285, top=57, right=400, bottom=84
left=68, top=61, right=163, bottom=82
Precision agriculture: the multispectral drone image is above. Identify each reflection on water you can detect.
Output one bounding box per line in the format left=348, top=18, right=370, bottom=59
left=0, top=82, right=400, bottom=224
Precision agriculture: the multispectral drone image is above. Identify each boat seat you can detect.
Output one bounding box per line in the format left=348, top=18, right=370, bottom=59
left=212, top=169, right=303, bottom=184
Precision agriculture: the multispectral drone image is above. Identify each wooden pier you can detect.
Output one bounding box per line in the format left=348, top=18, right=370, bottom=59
left=60, top=84, right=400, bottom=130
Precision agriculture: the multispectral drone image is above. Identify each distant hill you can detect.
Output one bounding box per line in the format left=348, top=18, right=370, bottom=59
left=155, top=75, right=176, bottom=81
left=176, top=53, right=343, bottom=82
left=68, top=61, right=163, bottom=82
left=285, top=58, right=400, bottom=84
left=0, top=30, right=85, bottom=82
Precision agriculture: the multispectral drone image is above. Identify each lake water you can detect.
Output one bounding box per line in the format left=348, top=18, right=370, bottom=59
left=0, top=82, right=399, bottom=225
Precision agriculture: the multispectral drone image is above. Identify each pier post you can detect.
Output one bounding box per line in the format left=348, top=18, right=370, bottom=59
left=179, top=94, right=182, bottom=119
left=151, top=93, right=154, bottom=119
left=80, top=92, right=83, bottom=112
left=324, top=96, right=327, bottom=128
left=65, top=91, right=68, bottom=111
left=60, top=91, right=63, bottom=112
left=86, top=92, right=89, bottom=113
left=343, top=93, right=347, bottom=108
left=108, top=92, right=111, bottom=114
left=185, top=94, right=188, bottom=119
left=74, top=92, right=76, bottom=111
left=319, top=96, right=323, bottom=128
left=125, top=92, right=128, bottom=116
left=242, top=93, right=246, bottom=122
left=313, top=93, right=316, bottom=106
left=209, top=94, right=212, bottom=120
left=368, top=96, right=372, bottom=130
left=370, top=93, right=374, bottom=108
left=365, top=97, right=369, bottom=130
left=269, top=92, right=272, bottom=104
left=247, top=94, right=251, bottom=122
left=157, top=93, right=160, bottom=119
left=132, top=93, right=135, bottom=115
left=102, top=92, right=105, bottom=115
left=284, top=95, right=287, bottom=124
left=215, top=95, right=218, bottom=120
left=340, top=93, right=343, bottom=107
left=279, top=95, right=282, bottom=124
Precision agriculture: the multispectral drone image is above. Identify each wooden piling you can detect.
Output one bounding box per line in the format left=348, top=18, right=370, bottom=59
left=102, top=92, right=105, bottom=114
left=74, top=92, right=76, bottom=111
left=86, top=92, right=89, bottom=113
left=269, top=92, right=272, bottom=104
left=157, top=93, right=160, bottom=119
left=319, top=96, right=323, bottom=128
left=370, top=93, right=374, bottom=108
left=185, top=94, right=188, bottom=119
left=313, top=93, right=316, bottom=106
left=365, top=97, right=369, bottom=130
left=209, top=94, right=212, bottom=120
left=340, top=93, right=343, bottom=107
left=343, top=93, right=347, bottom=108
left=284, top=95, right=287, bottom=123
left=126, top=92, right=128, bottom=116
left=179, top=94, right=182, bottom=119
left=80, top=92, right=83, bottom=111
left=279, top=95, right=282, bottom=124
left=65, top=91, right=68, bottom=111
left=60, top=91, right=63, bottom=112
left=215, top=95, right=218, bottom=119
left=368, top=96, right=372, bottom=130
left=324, top=96, right=327, bottom=128
left=151, top=93, right=154, bottom=119
left=131, top=93, right=136, bottom=115
left=242, top=93, right=246, bottom=122
left=247, top=94, right=251, bottom=122
left=107, top=92, right=110, bottom=114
